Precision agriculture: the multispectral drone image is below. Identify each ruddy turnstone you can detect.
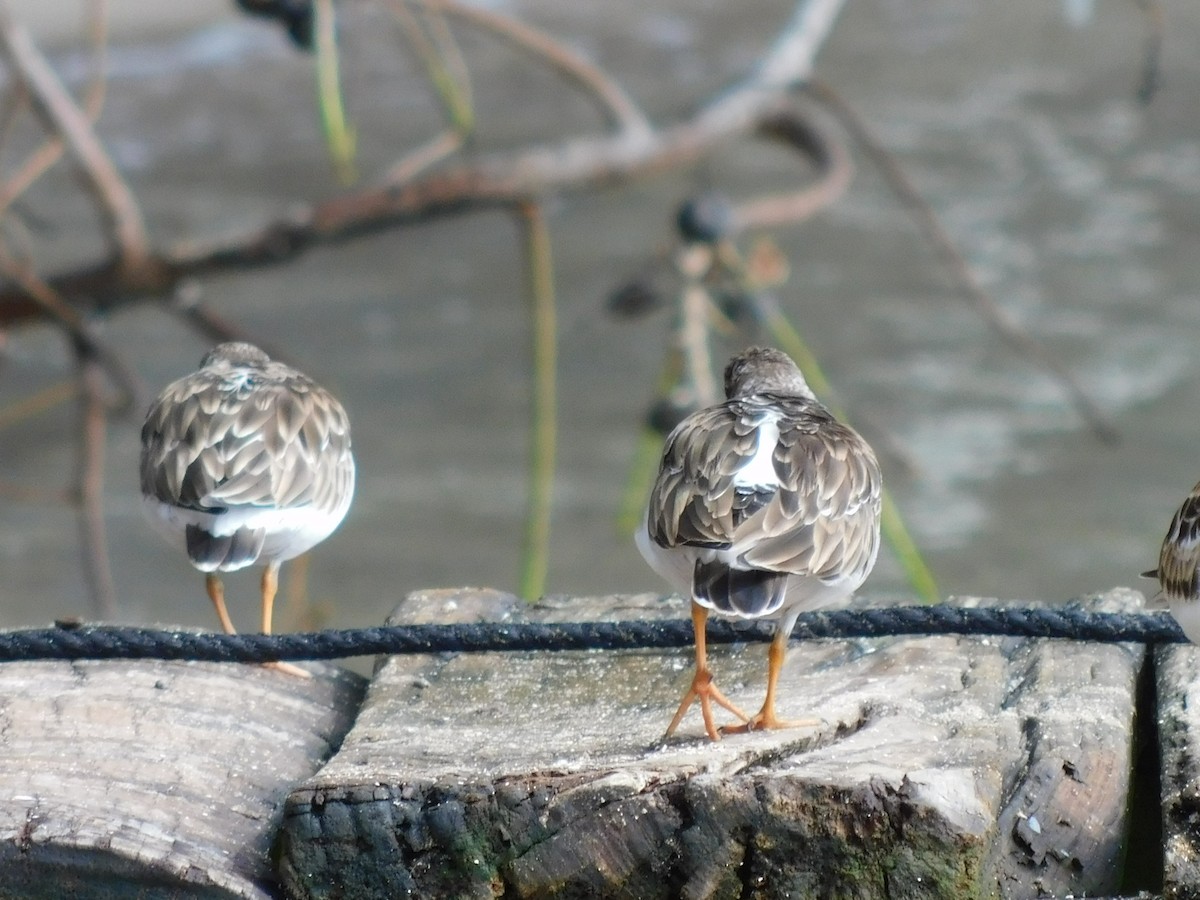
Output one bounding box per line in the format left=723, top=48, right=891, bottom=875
left=637, top=346, right=882, bottom=740
left=140, top=342, right=355, bottom=673
left=1145, top=480, right=1200, bottom=642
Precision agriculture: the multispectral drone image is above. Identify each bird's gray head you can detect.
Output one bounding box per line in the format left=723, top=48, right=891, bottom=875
left=200, top=342, right=271, bottom=370
left=723, top=347, right=815, bottom=400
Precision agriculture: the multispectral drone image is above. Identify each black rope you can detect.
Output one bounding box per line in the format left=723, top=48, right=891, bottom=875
left=0, top=603, right=1185, bottom=664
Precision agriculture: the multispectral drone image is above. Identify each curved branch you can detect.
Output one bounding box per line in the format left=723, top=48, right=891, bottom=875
left=807, top=79, right=1118, bottom=444
left=0, top=2, right=153, bottom=275
left=0, top=0, right=108, bottom=219
left=693, top=0, right=846, bottom=133
left=417, top=0, right=652, bottom=139
left=0, top=0, right=848, bottom=319
left=0, top=241, right=146, bottom=408
left=732, top=108, right=854, bottom=231
left=0, top=106, right=847, bottom=320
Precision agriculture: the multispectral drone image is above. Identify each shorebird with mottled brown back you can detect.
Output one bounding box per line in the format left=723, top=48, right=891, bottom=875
left=1145, top=479, right=1200, bottom=643
left=637, top=347, right=882, bottom=740
left=139, top=342, right=355, bottom=676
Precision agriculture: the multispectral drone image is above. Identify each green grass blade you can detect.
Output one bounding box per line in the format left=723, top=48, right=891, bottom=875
left=517, top=202, right=558, bottom=601
left=314, top=0, right=357, bottom=184
left=760, top=299, right=939, bottom=604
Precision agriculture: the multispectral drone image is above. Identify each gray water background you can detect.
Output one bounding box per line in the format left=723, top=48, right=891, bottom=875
left=1, top=0, right=1198, bottom=632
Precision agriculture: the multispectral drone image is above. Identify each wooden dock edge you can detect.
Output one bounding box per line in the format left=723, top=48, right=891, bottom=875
left=280, top=587, right=1150, bottom=899
left=0, top=653, right=366, bottom=900
left=0, top=588, right=1192, bottom=898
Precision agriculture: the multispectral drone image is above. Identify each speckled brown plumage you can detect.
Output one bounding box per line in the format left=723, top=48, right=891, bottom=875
left=1146, top=480, right=1200, bottom=643
left=638, top=346, right=881, bottom=740
left=140, top=343, right=352, bottom=526
left=646, top=396, right=880, bottom=615
left=139, top=342, right=354, bottom=657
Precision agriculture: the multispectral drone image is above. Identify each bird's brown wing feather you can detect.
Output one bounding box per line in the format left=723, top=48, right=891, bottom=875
left=1157, top=481, right=1200, bottom=603
left=647, top=396, right=881, bottom=582
left=140, top=373, right=353, bottom=513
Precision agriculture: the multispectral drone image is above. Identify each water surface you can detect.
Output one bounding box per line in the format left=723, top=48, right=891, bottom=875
left=0, top=1, right=1197, bottom=631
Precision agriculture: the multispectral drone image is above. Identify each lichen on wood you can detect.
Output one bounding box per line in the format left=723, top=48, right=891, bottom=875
left=280, top=587, right=1145, bottom=899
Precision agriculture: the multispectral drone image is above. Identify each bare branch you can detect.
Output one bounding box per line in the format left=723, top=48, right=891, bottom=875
left=1134, top=0, right=1163, bottom=104
left=0, top=379, right=76, bottom=431
left=807, top=79, right=1118, bottom=444
left=383, top=129, right=464, bottom=185
left=693, top=0, right=846, bottom=134
left=387, top=0, right=473, bottom=139
left=0, top=0, right=108, bottom=219
left=417, top=0, right=652, bottom=139
left=168, top=280, right=277, bottom=353
left=0, top=105, right=849, bottom=322
left=73, top=340, right=118, bottom=619
left=0, top=239, right=146, bottom=409
left=732, top=110, right=853, bottom=231
left=0, top=1, right=152, bottom=274
left=0, top=0, right=848, bottom=321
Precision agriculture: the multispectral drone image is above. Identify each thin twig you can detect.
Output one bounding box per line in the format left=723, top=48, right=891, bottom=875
left=382, top=0, right=471, bottom=184
left=416, top=0, right=651, bottom=139
left=410, top=2, right=473, bottom=118
left=168, top=280, right=259, bottom=347
left=73, top=339, right=118, bottom=619
left=675, top=245, right=719, bottom=407
left=732, top=110, right=854, bottom=232
left=388, top=0, right=473, bottom=134
left=0, top=0, right=108, bottom=219
left=0, top=239, right=145, bottom=410
left=807, top=79, right=1118, bottom=444
left=0, top=378, right=76, bottom=430
left=1134, top=0, right=1163, bottom=104
left=517, top=201, right=558, bottom=601
left=383, top=129, right=464, bottom=185
left=0, top=1, right=151, bottom=274
left=0, top=1, right=851, bottom=318
left=757, top=299, right=939, bottom=603
left=617, top=351, right=684, bottom=534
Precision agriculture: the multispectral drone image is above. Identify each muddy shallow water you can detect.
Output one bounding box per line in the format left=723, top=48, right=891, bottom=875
left=0, top=1, right=1198, bottom=632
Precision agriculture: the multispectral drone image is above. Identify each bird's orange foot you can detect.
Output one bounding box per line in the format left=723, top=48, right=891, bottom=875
left=720, top=706, right=820, bottom=735
left=265, top=660, right=312, bottom=679
left=664, top=669, right=751, bottom=741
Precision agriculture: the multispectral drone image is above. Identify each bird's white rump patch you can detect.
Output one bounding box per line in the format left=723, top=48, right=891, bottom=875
left=731, top=416, right=780, bottom=489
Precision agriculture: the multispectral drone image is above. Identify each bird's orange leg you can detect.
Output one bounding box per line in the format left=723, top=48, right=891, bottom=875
left=260, top=562, right=310, bottom=679
left=665, top=602, right=751, bottom=741
left=722, top=627, right=819, bottom=734
left=206, top=573, right=237, bottom=634
left=260, top=561, right=279, bottom=634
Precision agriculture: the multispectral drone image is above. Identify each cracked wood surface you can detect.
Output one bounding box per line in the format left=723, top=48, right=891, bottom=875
left=1156, top=645, right=1200, bottom=899
left=280, top=587, right=1145, bottom=899
left=0, top=653, right=365, bottom=899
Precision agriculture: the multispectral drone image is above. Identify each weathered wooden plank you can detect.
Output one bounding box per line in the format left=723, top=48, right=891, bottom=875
left=1156, top=644, right=1200, bottom=899
left=0, top=651, right=366, bottom=899
left=280, top=587, right=1145, bottom=899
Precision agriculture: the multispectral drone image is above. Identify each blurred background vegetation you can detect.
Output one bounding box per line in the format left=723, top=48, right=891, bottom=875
left=0, top=0, right=1195, bottom=633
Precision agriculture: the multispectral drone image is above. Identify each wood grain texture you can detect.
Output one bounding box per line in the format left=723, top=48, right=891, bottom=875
left=0, top=651, right=365, bottom=899
left=1156, top=644, right=1200, bottom=899
left=281, top=587, right=1145, bottom=899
